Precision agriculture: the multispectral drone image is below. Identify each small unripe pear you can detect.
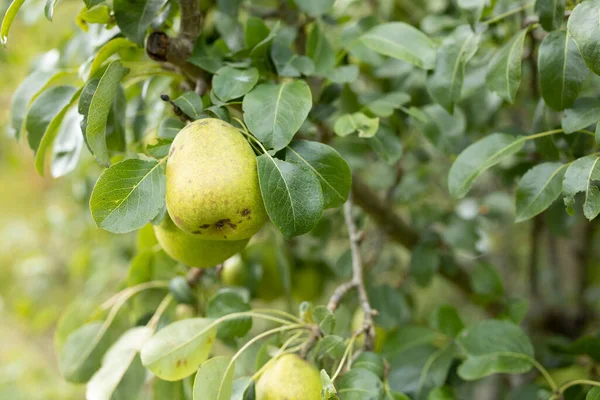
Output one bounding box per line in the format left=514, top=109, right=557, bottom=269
left=166, top=118, right=267, bottom=240
left=154, top=214, right=249, bottom=268
left=256, top=354, right=321, bottom=400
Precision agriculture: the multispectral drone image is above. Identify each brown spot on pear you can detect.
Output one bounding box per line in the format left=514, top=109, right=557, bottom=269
left=165, top=118, right=267, bottom=240
left=154, top=213, right=249, bottom=268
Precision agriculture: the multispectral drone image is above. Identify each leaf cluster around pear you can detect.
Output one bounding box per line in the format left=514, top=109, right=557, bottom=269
left=255, top=354, right=322, bottom=400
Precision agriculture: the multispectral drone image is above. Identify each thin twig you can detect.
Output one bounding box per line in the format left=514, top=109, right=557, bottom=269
left=344, top=194, right=376, bottom=351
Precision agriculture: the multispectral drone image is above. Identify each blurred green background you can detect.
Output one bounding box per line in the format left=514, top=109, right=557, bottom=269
left=0, top=2, right=133, bottom=398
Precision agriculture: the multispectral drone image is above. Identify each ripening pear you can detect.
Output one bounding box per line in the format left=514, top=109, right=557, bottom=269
left=154, top=213, right=249, bottom=268
left=255, top=354, right=321, bottom=400
left=166, top=118, right=267, bottom=240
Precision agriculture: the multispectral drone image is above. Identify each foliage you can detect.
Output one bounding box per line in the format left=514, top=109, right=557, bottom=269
left=4, top=0, right=600, bottom=399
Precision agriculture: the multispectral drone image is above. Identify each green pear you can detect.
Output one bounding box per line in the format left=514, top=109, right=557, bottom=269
left=154, top=214, right=249, bottom=268
left=166, top=118, right=267, bottom=240
left=256, top=354, right=321, bottom=400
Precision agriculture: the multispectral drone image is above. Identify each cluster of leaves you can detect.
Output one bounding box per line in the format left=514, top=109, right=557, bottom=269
left=6, top=0, right=600, bottom=399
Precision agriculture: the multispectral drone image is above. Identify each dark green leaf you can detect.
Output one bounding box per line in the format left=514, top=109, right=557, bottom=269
left=367, top=285, right=411, bottom=329
left=410, top=242, right=441, bottom=286
left=367, top=125, right=403, bottom=165
left=353, top=352, right=385, bottom=379
left=563, top=155, right=600, bottom=220
left=257, top=154, right=324, bottom=237
left=470, top=262, right=504, bottom=300
left=159, top=118, right=185, bottom=139
left=428, top=387, right=456, bottom=400
left=427, top=26, right=479, bottom=113
left=173, top=91, right=204, bottom=120
left=114, top=0, right=165, bottom=46
left=245, top=17, right=270, bottom=49
left=588, top=388, right=600, bottom=400
left=360, top=22, right=437, bottom=69
left=86, top=60, right=129, bottom=166
left=430, top=305, right=464, bottom=337
left=457, top=320, right=534, bottom=380
left=25, top=85, right=77, bottom=152
left=243, top=81, right=312, bottom=151
left=207, top=290, right=252, bottom=339
left=306, top=23, right=336, bottom=76
left=313, top=305, right=336, bottom=334
left=286, top=140, right=352, bottom=209
left=147, top=138, right=173, bottom=159
left=539, top=30, right=589, bottom=111
left=90, top=159, right=166, bottom=234
left=562, top=97, right=600, bottom=133
left=338, top=369, right=383, bottom=400
left=535, top=0, right=566, bottom=31
left=486, top=29, right=527, bottom=103
left=212, top=67, right=259, bottom=102
left=515, top=162, right=566, bottom=222
left=568, top=0, right=600, bottom=75
left=294, top=0, right=334, bottom=17
left=448, top=133, right=525, bottom=198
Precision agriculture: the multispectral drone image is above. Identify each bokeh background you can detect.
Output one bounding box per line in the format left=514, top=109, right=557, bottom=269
left=0, top=1, right=132, bottom=398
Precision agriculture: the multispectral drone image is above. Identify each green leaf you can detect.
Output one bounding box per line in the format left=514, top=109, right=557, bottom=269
left=458, top=0, right=485, bottom=28
left=90, top=159, right=166, bottom=234
left=147, top=138, right=173, bottom=159
left=0, top=0, right=25, bottom=45
left=172, top=91, right=204, bottom=120
left=427, top=26, right=479, bottom=114
left=44, top=0, right=61, bottom=21
left=387, top=343, right=456, bottom=399
left=35, top=87, right=83, bottom=176
left=382, top=326, right=438, bottom=357
left=410, top=242, right=441, bottom=287
left=141, top=318, right=217, bottom=381
left=448, top=133, right=525, bottom=198
left=86, top=60, right=129, bottom=166
left=306, top=23, right=336, bottom=76
left=515, top=162, right=566, bottom=222
left=360, top=22, right=437, bottom=69
left=486, top=29, right=527, bottom=103
left=428, top=387, right=456, bottom=400
left=588, top=388, right=600, bottom=400
left=159, top=117, right=185, bottom=139
left=51, top=108, right=84, bottom=178
left=367, top=125, right=403, bottom=165
left=25, top=85, right=77, bottom=152
left=88, top=38, right=138, bottom=79
left=563, top=155, right=600, bottom=220
left=192, top=356, right=234, bottom=400
left=368, top=285, right=411, bottom=329
left=539, top=30, right=589, bottom=111
left=313, top=305, right=336, bottom=335
left=243, top=81, right=312, bottom=151
left=189, top=40, right=226, bottom=74
left=245, top=17, right=270, bottom=49
left=212, top=67, right=259, bottom=102
left=249, top=21, right=280, bottom=72
left=470, top=262, right=504, bottom=300
left=321, top=369, right=338, bottom=399
left=568, top=0, right=600, bottom=75
left=457, top=320, right=534, bottom=380
left=77, top=4, right=111, bottom=26
left=294, top=0, right=334, bottom=17
left=271, top=41, right=315, bottom=77
left=338, top=369, right=383, bottom=400
left=325, top=65, right=359, bottom=83
left=334, top=113, right=379, bottom=138
left=535, top=0, right=566, bottom=31
left=367, top=92, right=411, bottom=117
left=231, top=377, right=254, bottom=400
left=10, top=70, right=55, bottom=137
left=562, top=98, right=600, bottom=133
left=353, top=352, right=385, bottom=379
left=207, top=290, right=252, bottom=339
left=286, top=140, right=352, bottom=209
left=257, top=154, right=323, bottom=237
left=114, top=0, right=165, bottom=46
left=86, top=327, right=153, bottom=400
left=430, top=305, right=464, bottom=337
